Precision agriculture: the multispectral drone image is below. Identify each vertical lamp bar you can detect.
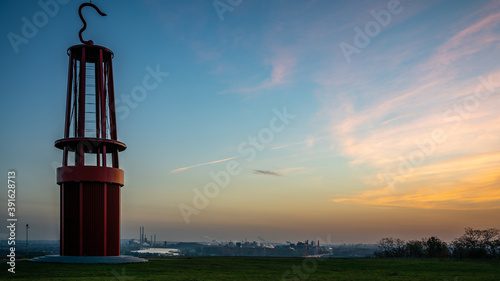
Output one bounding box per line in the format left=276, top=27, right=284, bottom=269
left=73, top=56, right=78, bottom=138
left=95, top=50, right=102, bottom=166
left=108, top=56, right=117, bottom=140
left=107, top=57, right=119, bottom=168
left=64, top=52, right=74, bottom=139
left=76, top=47, right=86, bottom=166
left=78, top=47, right=86, bottom=138
left=100, top=49, right=106, bottom=140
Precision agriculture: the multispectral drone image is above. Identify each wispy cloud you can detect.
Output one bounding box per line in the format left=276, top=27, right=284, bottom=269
left=320, top=2, right=500, bottom=210
left=272, top=136, right=326, bottom=150
left=329, top=72, right=500, bottom=175
left=325, top=3, right=500, bottom=167
left=253, top=170, right=283, bottom=177
left=420, top=9, right=500, bottom=76
left=219, top=48, right=296, bottom=95
left=253, top=167, right=307, bottom=177
left=260, top=54, right=296, bottom=88
left=171, top=156, right=238, bottom=173
left=332, top=152, right=500, bottom=210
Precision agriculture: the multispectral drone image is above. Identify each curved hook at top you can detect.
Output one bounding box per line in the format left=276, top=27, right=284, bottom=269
left=78, top=3, right=107, bottom=45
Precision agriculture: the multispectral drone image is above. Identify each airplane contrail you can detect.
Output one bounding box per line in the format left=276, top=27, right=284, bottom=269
left=170, top=156, right=239, bottom=173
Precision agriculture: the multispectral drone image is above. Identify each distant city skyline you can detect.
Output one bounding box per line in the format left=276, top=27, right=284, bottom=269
left=1, top=0, right=499, bottom=244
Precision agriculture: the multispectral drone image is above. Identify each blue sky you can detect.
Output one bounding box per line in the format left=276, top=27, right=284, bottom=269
left=1, top=0, right=499, bottom=243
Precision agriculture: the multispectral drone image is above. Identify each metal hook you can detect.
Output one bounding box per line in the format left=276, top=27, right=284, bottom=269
left=78, top=2, right=107, bottom=45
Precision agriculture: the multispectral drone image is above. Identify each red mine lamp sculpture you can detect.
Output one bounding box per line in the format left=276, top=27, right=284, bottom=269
left=55, top=3, right=125, bottom=256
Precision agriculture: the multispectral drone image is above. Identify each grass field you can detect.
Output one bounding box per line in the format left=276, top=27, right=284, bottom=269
left=2, top=257, right=500, bottom=280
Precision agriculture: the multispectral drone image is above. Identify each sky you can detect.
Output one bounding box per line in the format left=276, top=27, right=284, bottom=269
left=0, top=0, right=499, bottom=244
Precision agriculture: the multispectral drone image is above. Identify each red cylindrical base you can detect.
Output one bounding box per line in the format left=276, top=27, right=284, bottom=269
left=60, top=182, right=121, bottom=256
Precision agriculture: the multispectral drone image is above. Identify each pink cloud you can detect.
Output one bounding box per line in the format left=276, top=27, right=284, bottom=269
left=219, top=49, right=296, bottom=95
left=420, top=10, right=500, bottom=75
left=260, top=54, right=296, bottom=88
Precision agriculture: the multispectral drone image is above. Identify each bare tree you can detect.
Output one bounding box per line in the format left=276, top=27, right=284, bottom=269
left=452, top=227, right=500, bottom=258
left=375, top=237, right=406, bottom=257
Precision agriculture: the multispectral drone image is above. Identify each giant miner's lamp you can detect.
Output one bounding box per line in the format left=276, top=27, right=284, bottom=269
left=54, top=3, right=125, bottom=257
left=31, top=3, right=146, bottom=264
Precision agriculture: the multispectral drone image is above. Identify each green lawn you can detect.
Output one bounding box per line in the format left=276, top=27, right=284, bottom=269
left=2, top=257, right=500, bottom=280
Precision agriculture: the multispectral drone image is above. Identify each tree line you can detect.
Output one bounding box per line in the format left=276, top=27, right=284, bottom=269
left=374, top=228, right=500, bottom=258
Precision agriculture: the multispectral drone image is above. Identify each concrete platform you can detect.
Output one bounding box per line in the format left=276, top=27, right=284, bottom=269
left=30, top=255, right=148, bottom=264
